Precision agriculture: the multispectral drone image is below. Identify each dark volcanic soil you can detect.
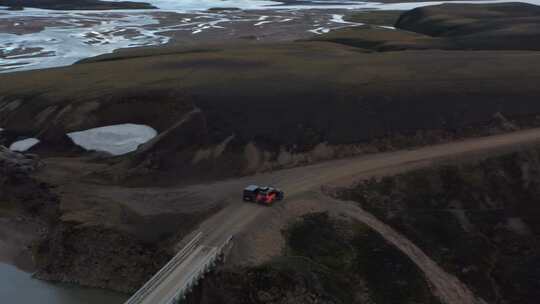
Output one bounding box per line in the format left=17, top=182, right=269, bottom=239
left=339, top=147, right=540, bottom=303
left=33, top=223, right=172, bottom=293
left=0, top=146, right=58, bottom=270
left=2, top=3, right=540, bottom=298
left=1, top=45, right=540, bottom=183
left=0, top=143, right=219, bottom=292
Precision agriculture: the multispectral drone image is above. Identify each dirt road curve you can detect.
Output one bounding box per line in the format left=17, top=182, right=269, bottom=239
left=190, top=128, right=540, bottom=246
left=184, top=128, right=540, bottom=304
left=323, top=196, right=487, bottom=304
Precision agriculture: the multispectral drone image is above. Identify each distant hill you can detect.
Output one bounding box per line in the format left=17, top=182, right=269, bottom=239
left=317, top=3, right=540, bottom=51
left=396, top=2, right=540, bottom=50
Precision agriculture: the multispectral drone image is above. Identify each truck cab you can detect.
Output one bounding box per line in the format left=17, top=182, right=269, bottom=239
left=243, top=185, right=260, bottom=202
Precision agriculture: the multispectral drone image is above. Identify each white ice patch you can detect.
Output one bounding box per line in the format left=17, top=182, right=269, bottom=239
left=190, top=17, right=229, bottom=34
left=66, top=123, right=157, bottom=156
left=9, top=138, right=40, bottom=152
left=323, top=13, right=364, bottom=33
left=329, top=14, right=350, bottom=24
left=309, top=27, right=330, bottom=34
left=254, top=20, right=273, bottom=26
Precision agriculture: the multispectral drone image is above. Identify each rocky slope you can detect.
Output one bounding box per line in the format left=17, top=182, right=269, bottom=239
left=338, top=146, right=540, bottom=303
left=0, top=145, right=204, bottom=293
left=0, top=146, right=57, bottom=221
left=0, top=146, right=57, bottom=269
left=33, top=223, right=172, bottom=293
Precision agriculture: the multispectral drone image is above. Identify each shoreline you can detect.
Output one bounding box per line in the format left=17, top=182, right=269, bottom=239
left=0, top=216, right=40, bottom=273
left=0, top=262, right=129, bottom=303
left=0, top=8, right=366, bottom=73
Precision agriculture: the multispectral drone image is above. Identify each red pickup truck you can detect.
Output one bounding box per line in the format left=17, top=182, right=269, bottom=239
left=243, top=185, right=284, bottom=205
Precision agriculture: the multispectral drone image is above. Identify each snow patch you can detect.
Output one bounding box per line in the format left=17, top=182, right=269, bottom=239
left=330, top=14, right=350, bottom=24
left=309, top=27, right=330, bottom=34
left=66, top=124, right=157, bottom=156
left=9, top=138, right=40, bottom=152
left=191, top=17, right=229, bottom=34
left=254, top=20, right=273, bottom=26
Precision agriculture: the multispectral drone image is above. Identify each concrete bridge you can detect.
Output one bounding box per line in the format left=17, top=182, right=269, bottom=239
left=125, top=232, right=232, bottom=304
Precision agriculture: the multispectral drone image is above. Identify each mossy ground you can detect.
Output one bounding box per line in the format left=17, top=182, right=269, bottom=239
left=193, top=212, right=440, bottom=304
left=340, top=147, right=540, bottom=303
left=345, top=10, right=402, bottom=26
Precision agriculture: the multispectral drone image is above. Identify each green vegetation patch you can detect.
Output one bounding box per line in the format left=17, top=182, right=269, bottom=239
left=282, top=212, right=439, bottom=304
left=351, top=222, right=439, bottom=304
left=345, top=10, right=403, bottom=26
left=0, top=200, right=17, bottom=215
left=195, top=212, right=439, bottom=303
left=286, top=212, right=354, bottom=271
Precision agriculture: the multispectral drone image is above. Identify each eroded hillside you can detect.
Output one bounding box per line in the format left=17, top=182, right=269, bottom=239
left=2, top=39, right=540, bottom=183
left=339, top=147, right=540, bottom=303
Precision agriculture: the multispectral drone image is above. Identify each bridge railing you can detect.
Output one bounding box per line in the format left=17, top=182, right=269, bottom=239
left=168, top=235, right=234, bottom=304
left=125, top=232, right=203, bottom=304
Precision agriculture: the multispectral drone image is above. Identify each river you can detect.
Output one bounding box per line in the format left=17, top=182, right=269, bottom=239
left=0, top=263, right=128, bottom=304
left=3, top=0, right=540, bottom=73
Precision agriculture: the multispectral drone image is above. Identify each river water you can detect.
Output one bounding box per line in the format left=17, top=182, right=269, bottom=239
left=0, top=263, right=128, bottom=304
left=3, top=0, right=540, bottom=73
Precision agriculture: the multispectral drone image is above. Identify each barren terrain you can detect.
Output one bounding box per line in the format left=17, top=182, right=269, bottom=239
left=19, top=128, right=540, bottom=294
left=2, top=3, right=540, bottom=303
